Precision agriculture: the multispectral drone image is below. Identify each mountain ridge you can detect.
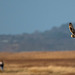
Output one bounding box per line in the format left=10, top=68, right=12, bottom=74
left=0, top=23, right=75, bottom=52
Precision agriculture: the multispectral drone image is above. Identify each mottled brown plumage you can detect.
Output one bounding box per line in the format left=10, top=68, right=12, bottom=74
left=69, top=23, right=75, bottom=38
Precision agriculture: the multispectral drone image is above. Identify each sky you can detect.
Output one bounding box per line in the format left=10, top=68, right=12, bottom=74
left=0, top=0, right=75, bottom=34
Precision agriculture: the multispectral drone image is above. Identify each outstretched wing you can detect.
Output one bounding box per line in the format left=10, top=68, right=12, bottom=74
left=69, top=23, right=75, bottom=35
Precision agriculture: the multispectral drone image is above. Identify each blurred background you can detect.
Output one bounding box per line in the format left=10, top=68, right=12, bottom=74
left=0, top=0, right=75, bottom=52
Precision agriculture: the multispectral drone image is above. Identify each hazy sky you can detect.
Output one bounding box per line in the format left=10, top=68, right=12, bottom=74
left=0, top=0, right=75, bottom=34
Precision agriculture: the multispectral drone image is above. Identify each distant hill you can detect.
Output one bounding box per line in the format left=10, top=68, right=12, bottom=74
left=0, top=23, right=75, bottom=52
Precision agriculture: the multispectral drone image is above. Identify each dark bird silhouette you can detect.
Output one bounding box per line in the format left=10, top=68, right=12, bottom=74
left=0, top=60, right=4, bottom=71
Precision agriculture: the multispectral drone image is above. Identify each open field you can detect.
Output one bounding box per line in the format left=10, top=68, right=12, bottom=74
left=0, top=51, right=75, bottom=75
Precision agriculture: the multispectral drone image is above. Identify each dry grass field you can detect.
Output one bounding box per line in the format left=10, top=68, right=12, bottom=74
left=0, top=51, right=75, bottom=75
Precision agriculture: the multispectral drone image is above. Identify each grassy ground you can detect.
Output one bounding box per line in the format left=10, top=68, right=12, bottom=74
left=0, top=51, right=75, bottom=75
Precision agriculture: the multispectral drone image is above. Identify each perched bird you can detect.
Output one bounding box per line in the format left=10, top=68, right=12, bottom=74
left=0, top=61, right=4, bottom=71
left=69, top=23, right=75, bottom=38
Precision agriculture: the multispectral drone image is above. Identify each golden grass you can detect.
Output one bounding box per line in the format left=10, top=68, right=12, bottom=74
left=1, top=65, right=75, bottom=75
left=0, top=51, right=75, bottom=75
left=28, top=66, right=75, bottom=74
left=0, top=51, right=75, bottom=60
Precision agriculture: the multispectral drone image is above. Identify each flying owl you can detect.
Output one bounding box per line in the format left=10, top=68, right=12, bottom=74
left=69, top=23, right=75, bottom=38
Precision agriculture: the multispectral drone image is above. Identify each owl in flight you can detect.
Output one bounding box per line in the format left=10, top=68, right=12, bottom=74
left=69, top=23, right=75, bottom=38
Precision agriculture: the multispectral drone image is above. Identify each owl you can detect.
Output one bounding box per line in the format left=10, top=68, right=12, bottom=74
left=69, top=23, right=75, bottom=38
